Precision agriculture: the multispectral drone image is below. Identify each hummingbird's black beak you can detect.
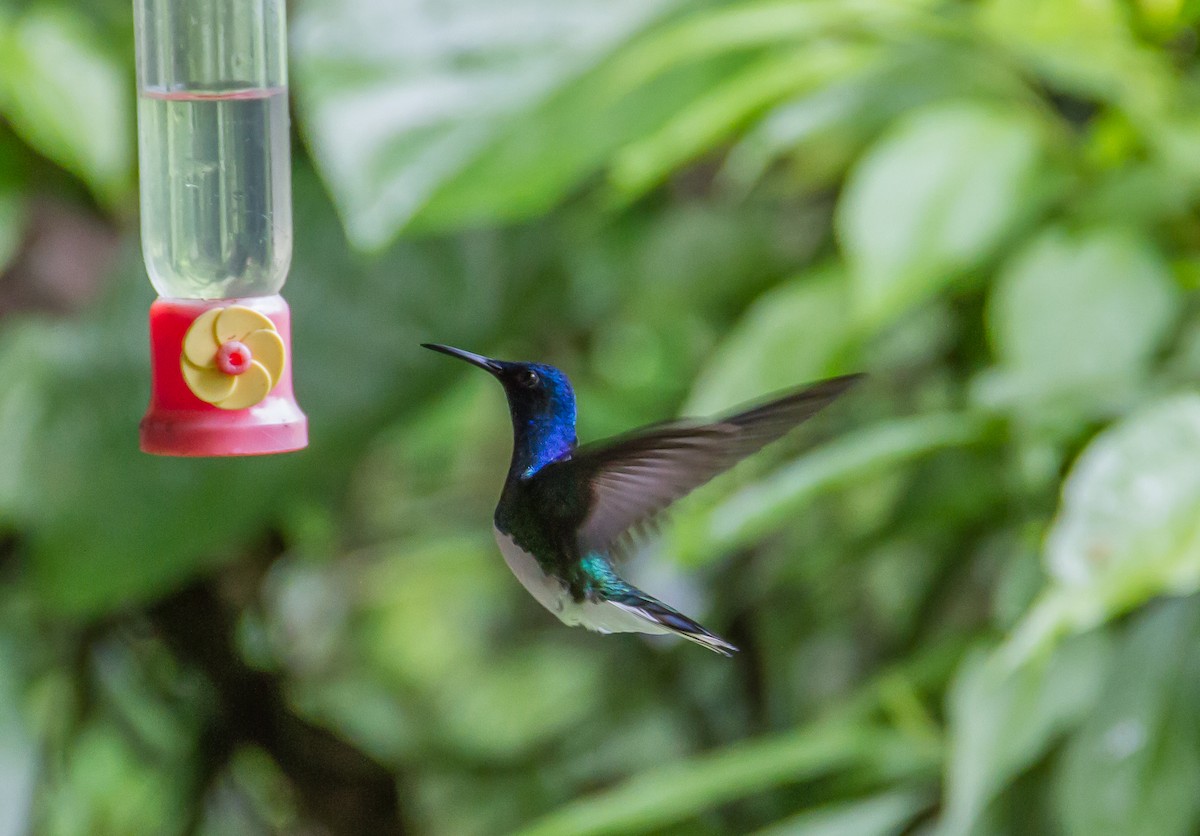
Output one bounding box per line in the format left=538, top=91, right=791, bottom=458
left=421, top=343, right=503, bottom=375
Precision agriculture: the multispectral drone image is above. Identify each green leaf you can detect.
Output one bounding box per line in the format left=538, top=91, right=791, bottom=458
left=362, top=536, right=513, bottom=691
left=977, top=0, right=1168, bottom=107
left=1003, top=396, right=1200, bottom=664
left=0, top=11, right=131, bottom=203
left=433, top=644, right=606, bottom=760
left=668, top=412, right=990, bottom=565
left=684, top=267, right=855, bottom=416
left=0, top=190, right=22, bottom=273
left=837, top=103, right=1045, bottom=326
left=606, top=0, right=936, bottom=88
left=1056, top=598, right=1200, bottom=836
left=723, top=41, right=1034, bottom=193
left=983, top=227, right=1177, bottom=410
left=610, top=44, right=874, bottom=198
left=752, top=789, right=933, bottom=836
left=291, top=0, right=682, bottom=249
left=939, top=634, right=1110, bottom=835
left=408, top=58, right=727, bottom=233
left=37, top=724, right=180, bottom=835
left=517, top=718, right=939, bottom=836
left=1047, top=394, right=1200, bottom=586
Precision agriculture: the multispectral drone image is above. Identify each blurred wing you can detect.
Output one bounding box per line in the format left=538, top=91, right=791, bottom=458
left=542, top=374, right=863, bottom=555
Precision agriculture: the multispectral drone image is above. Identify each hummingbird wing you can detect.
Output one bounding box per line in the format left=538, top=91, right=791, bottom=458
left=537, top=374, right=864, bottom=556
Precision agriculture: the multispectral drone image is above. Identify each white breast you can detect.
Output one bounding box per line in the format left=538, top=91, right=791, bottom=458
left=492, top=527, right=670, bottom=636
left=494, top=527, right=571, bottom=620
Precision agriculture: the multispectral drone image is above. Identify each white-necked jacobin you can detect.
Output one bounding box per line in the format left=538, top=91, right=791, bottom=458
left=422, top=343, right=862, bottom=655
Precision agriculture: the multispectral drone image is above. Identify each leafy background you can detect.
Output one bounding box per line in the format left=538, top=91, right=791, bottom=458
left=0, top=0, right=1199, bottom=833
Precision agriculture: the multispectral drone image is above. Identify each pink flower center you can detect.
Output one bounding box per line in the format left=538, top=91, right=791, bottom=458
left=216, top=340, right=252, bottom=375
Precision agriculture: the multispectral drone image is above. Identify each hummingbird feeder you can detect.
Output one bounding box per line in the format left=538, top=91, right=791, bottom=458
left=135, top=0, right=307, bottom=456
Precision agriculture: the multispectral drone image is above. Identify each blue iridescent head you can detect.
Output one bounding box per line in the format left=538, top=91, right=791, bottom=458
left=422, top=344, right=577, bottom=476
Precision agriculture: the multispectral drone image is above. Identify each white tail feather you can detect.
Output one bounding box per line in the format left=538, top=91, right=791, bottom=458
left=609, top=601, right=738, bottom=656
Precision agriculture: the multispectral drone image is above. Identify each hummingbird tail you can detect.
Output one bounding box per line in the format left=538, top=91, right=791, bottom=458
left=608, top=590, right=738, bottom=656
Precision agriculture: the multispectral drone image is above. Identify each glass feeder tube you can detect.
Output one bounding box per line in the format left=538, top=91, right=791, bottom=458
left=135, top=0, right=307, bottom=456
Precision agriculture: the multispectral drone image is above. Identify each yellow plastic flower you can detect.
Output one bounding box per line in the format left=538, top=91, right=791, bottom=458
left=181, top=306, right=287, bottom=410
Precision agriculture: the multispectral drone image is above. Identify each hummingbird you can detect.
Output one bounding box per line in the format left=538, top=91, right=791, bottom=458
left=422, top=343, right=862, bottom=655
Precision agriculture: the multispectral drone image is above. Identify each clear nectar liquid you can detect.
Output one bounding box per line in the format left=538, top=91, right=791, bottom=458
left=137, top=87, right=292, bottom=300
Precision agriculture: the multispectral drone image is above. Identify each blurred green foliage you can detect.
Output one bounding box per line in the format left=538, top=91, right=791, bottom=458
left=1, top=0, right=1200, bottom=833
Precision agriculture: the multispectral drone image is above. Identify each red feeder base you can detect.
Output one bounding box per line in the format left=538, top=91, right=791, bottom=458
left=140, top=295, right=308, bottom=457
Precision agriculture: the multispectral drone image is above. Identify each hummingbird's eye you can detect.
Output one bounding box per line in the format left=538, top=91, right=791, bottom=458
left=517, top=369, right=540, bottom=388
